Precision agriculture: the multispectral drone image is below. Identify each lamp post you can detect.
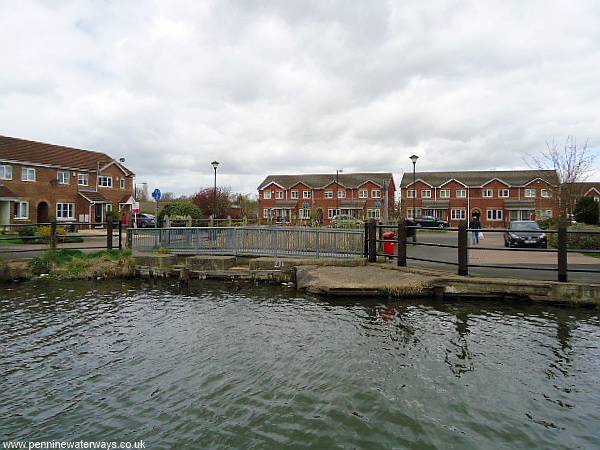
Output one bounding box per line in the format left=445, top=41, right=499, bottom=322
left=336, top=169, right=343, bottom=215
left=211, top=161, right=219, bottom=219
left=133, top=181, right=147, bottom=228
left=409, top=155, right=419, bottom=243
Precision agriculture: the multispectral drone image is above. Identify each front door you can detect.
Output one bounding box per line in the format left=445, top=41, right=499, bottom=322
left=94, top=203, right=104, bottom=224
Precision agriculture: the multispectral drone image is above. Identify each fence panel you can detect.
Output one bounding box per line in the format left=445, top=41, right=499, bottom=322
left=129, top=226, right=363, bottom=258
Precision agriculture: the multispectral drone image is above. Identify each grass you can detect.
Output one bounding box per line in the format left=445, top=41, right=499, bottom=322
left=29, top=249, right=135, bottom=280
left=583, top=252, right=600, bottom=259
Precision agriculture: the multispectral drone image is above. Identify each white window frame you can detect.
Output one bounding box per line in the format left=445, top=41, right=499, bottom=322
left=359, top=189, right=369, bottom=199
left=77, top=173, right=89, bottom=186
left=499, top=189, right=510, bottom=198
left=263, top=191, right=272, bottom=199
left=98, top=176, right=113, bottom=188
left=299, top=208, right=310, bottom=219
left=483, top=189, right=493, bottom=198
left=406, top=190, right=416, bottom=198
left=367, top=208, right=381, bottom=219
left=21, top=167, right=36, bottom=182
left=14, top=201, right=29, bottom=219
left=56, top=203, right=75, bottom=220
left=421, top=190, right=431, bottom=199
left=325, top=191, right=334, bottom=199
left=291, top=190, right=299, bottom=199
left=57, top=171, right=69, bottom=185
left=451, top=208, right=466, bottom=220
left=372, top=190, right=381, bottom=198
left=120, top=179, right=126, bottom=189
left=407, top=208, right=422, bottom=219
left=439, top=189, right=450, bottom=199
left=263, top=208, right=270, bottom=219
left=275, top=191, right=284, bottom=199
left=487, top=209, right=503, bottom=221
left=456, top=189, right=466, bottom=198
left=541, top=189, right=552, bottom=198
left=328, top=208, right=340, bottom=218
left=0, top=165, right=13, bottom=180
left=337, top=190, right=346, bottom=199
left=303, top=191, right=312, bottom=199
left=525, top=189, right=536, bottom=198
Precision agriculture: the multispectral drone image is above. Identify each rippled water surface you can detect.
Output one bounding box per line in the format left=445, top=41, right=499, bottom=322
left=1, top=280, right=599, bottom=449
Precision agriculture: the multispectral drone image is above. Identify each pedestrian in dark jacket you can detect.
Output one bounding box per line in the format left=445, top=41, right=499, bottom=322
left=469, top=215, right=482, bottom=245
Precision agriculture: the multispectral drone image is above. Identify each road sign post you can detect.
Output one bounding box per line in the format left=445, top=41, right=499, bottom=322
left=152, top=189, right=162, bottom=229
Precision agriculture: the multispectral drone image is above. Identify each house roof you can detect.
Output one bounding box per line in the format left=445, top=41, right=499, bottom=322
left=400, top=170, right=559, bottom=188
left=258, top=173, right=394, bottom=190
left=0, top=135, right=134, bottom=175
left=79, top=190, right=108, bottom=203
left=0, top=185, right=18, bottom=201
left=569, top=182, right=600, bottom=196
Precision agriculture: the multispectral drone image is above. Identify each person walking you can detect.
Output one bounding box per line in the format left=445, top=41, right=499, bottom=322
left=469, top=214, right=482, bottom=245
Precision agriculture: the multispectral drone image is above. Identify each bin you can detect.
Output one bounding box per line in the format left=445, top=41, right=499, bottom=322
left=383, top=231, right=396, bottom=256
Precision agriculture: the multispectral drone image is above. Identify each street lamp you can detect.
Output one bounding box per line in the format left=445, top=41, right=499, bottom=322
left=133, top=181, right=147, bottom=228
left=336, top=169, right=343, bottom=213
left=211, top=161, right=219, bottom=218
left=409, top=155, right=419, bottom=243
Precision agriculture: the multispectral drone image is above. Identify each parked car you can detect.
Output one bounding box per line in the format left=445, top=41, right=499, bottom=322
left=135, top=213, right=156, bottom=228
left=504, top=221, right=548, bottom=248
left=413, top=215, right=448, bottom=228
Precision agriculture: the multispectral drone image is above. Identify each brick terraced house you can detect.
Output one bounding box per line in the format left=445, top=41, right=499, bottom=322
left=258, top=173, right=396, bottom=225
left=571, top=182, right=600, bottom=203
left=0, top=136, right=135, bottom=225
left=400, top=169, right=560, bottom=227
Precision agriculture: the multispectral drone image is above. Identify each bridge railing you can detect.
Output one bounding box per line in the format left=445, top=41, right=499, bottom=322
left=129, top=226, right=364, bottom=258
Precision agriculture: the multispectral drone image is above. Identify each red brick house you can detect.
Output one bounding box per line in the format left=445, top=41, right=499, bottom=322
left=571, top=182, right=600, bottom=203
left=400, top=169, right=560, bottom=227
left=0, top=136, right=135, bottom=225
left=258, top=173, right=396, bottom=225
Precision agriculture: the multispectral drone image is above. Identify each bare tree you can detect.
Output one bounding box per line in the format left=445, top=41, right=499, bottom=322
left=528, top=136, right=596, bottom=218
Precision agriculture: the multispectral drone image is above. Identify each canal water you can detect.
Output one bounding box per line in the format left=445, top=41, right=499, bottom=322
left=1, top=280, right=599, bottom=449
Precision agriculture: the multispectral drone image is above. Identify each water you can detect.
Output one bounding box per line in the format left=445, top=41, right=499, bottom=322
left=1, top=280, right=599, bottom=449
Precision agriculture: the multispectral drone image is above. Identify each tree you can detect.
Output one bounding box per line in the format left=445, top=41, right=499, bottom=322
left=135, top=184, right=149, bottom=201
left=573, top=197, right=599, bottom=225
left=190, top=187, right=232, bottom=218
left=232, top=193, right=258, bottom=218
left=158, top=201, right=203, bottom=226
left=528, top=136, right=596, bottom=218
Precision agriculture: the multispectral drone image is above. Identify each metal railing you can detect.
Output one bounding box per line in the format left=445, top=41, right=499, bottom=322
left=365, top=220, right=600, bottom=282
left=0, top=221, right=123, bottom=256
left=129, top=226, right=364, bottom=258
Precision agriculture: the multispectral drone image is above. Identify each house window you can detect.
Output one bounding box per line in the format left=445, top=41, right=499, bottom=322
left=487, top=209, right=503, bottom=221
left=421, top=190, right=431, bottom=199
left=98, top=176, right=113, bottom=187
left=56, top=203, right=75, bottom=220
left=451, top=208, right=466, bottom=220
left=299, top=209, right=310, bottom=219
left=14, top=201, right=29, bottom=219
left=483, top=189, right=493, bottom=198
left=78, top=173, right=89, bottom=186
left=325, top=191, right=334, bottom=199
left=57, top=171, right=69, bottom=185
left=291, top=191, right=299, bottom=199
left=372, top=190, right=381, bottom=198
left=406, top=190, right=416, bottom=198
left=439, top=189, right=450, bottom=199
left=541, top=189, right=552, bottom=198
left=337, top=190, right=346, bottom=199
left=21, top=167, right=36, bottom=182
left=367, top=208, right=381, bottom=219
left=359, top=190, right=368, bottom=198
left=525, top=189, right=536, bottom=198
left=499, top=189, right=510, bottom=198
left=456, top=189, right=466, bottom=198
left=407, top=208, right=421, bottom=219
left=263, top=191, right=272, bottom=199
left=328, top=208, right=340, bottom=218
left=120, top=179, right=126, bottom=189
left=303, top=191, right=312, bottom=199
left=263, top=208, right=270, bottom=219
left=105, top=203, right=113, bottom=213
left=275, top=191, right=284, bottom=199
left=0, top=165, right=12, bottom=180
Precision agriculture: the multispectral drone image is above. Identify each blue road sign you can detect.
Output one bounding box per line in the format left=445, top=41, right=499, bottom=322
left=152, top=188, right=162, bottom=201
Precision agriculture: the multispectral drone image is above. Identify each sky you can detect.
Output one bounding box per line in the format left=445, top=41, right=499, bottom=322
left=1, top=0, right=599, bottom=197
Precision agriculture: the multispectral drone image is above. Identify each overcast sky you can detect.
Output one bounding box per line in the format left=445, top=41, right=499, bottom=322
left=1, top=0, right=599, bottom=196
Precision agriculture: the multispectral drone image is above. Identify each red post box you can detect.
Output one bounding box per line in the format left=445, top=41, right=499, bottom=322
left=383, top=231, right=396, bottom=256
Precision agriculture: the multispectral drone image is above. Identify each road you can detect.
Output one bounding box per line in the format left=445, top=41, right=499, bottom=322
left=399, top=230, right=600, bottom=282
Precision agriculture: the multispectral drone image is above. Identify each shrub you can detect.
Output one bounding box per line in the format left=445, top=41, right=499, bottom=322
left=158, top=201, right=203, bottom=227
left=548, top=223, right=600, bottom=250
left=17, top=226, right=38, bottom=238
left=536, top=218, right=558, bottom=230
left=573, top=197, right=599, bottom=225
